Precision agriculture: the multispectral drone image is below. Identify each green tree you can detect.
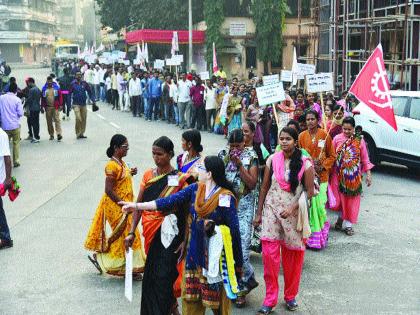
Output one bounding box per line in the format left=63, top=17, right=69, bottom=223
left=96, top=0, right=204, bottom=30
left=251, top=0, right=288, bottom=73
left=204, top=0, right=224, bottom=64
left=95, top=0, right=133, bottom=30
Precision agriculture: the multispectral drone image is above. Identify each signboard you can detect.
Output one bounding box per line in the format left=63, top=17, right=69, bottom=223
left=166, top=57, right=181, bottom=66
left=280, top=70, right=293, bottom=82
left=173, top=54, right=184, bottom=63
left=297, top=63, right=316, bottom=76
left=229, top=22, right=247, bottom=36
left=199, top=71, right=210, bottom=80
left=263, top=74, right=280, bottom=86
left=256, top=82, right=286, bottom=106
left=154, top=59, right=165, bottom=69
left=306, top=72, right=334, bottom=93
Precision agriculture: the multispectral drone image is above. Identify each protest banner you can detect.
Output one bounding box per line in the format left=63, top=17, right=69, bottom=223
left=263, top=74, right=280, bottom=86
left=173, top=55, right=183, bottom=63
left=297, top=63, right=316, bottom=76
left=256, top=82, right=286, bottom=106
left=306, top=73, right=334, bottom=93
left=154, top=59, right=165, bottom=69
left=200, top=71, right=210, bottom=80
left=280, top=70, right=293, bottom=82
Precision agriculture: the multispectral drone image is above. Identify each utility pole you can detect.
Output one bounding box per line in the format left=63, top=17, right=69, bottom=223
left=188, top=0, right=193, bottom=71
left=93, top=0, right=97, bottom=46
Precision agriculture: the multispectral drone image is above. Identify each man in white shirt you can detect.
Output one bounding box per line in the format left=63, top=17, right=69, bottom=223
left=0, top=127, right=13, bottom=249
left=116, top=68, right=125, bottom=111
left=93, top=65, right=101, bottom=102
left=170, top=78, right=179, bottom=125
left=99, top=65, right=106, bottom=102
left=84, top=65, right=95, bottom=103
left=128, top=72, right=142, bottom=117
left=177, top=73, right=192, bottom=129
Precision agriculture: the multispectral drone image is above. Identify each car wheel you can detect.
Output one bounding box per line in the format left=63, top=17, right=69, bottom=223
left=364, top=134, right=380, bottom=166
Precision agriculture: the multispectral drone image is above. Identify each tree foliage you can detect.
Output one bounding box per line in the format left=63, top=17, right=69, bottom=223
left=203, top=0, right=225, bottom=64
left=95, top=0, right=204, bottom=30
left=251, top=0, right=288, bottom=72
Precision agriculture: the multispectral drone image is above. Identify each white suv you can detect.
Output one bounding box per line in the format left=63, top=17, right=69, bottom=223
left=353, top=90, right=420, bottom=169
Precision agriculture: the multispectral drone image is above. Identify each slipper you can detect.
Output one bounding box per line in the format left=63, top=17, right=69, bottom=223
left=88, top=255, right=103, bottom=274
left=345, top=227, right=354, bottom=236
left=133, top=273, right=143, bottom=281
left=0, top=239, right=13, bottom=250
left=256, top=305, right=274, bottom=314
left=235, top=296, right=246, bottom=308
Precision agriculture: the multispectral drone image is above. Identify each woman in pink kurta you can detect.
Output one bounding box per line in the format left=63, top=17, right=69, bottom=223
left=329, top=117, right=373, bottom=235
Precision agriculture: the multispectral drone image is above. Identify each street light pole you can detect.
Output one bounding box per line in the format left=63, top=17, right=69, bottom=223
left=188, top=0, right=193, bottom=71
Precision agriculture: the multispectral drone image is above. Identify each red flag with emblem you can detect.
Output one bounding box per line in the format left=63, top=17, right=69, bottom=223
left=349, top=44, right=397, bottom=131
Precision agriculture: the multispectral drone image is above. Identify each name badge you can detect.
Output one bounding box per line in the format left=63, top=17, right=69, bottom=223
left=318, top=140, right=325, bottom=148
left=242, top=157, right=250, bottom=166
left=168, top=175, right=179, bottom=187
left=219, top=194, right=231, bottom=207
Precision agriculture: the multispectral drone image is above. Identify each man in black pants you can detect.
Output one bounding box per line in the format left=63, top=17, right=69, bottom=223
left=25, top=78, right=41, bottom=143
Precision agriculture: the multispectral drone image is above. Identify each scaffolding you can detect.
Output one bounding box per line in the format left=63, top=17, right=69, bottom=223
left=296, top=0, right=420, bottom=92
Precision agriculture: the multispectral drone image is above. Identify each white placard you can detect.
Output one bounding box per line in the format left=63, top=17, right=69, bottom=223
left=173, top=55, right=183, bottom=63
left=280, top=70, right=293, bottom=82
left=118, top=51, right=126, bottom=59
left=256, top=82, right=286, bottom=106
left=229, top=22, right=247, bottom=36
left=154, top=59, right=165, bottom=69
left=123, top=60, right=130, bottom=66
left=297, top=63, right=316, bottom=76
left=124, top=248, right=133, bottom=302
left=166, top=58, right=181, bottom=66
left=98, top=57, right=106, bottom=64
left=200, top=71, right=210, bottom=80
left=263, top=74, right=280, bottom=86
left=306, top=72, right=334, bottom=93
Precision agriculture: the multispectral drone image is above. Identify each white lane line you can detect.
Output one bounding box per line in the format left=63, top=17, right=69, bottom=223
left=110, top=122, right=121, bottom=129
left=97, top=114, right=105, bottom=120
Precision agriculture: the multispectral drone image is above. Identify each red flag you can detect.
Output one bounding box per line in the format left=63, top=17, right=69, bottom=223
left=349, top=44, right=397, bottom=131
left=212, top=42, right=218, bottom=73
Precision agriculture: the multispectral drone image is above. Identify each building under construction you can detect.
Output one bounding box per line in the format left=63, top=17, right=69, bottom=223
left=296, top=0, right=420, bottom=92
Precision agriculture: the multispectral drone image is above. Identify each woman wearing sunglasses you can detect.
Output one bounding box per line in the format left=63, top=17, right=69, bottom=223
left=120, top=156, right=244, bottom=315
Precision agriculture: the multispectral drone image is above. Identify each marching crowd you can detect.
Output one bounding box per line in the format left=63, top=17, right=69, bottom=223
left=57, top=60, right=374, bottom=315
left=0, top=59, right=373, bottom=314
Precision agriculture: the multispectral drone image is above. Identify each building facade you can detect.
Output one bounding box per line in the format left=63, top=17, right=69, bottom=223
left=56, top=0, right=83, bottom=44
left=0, top=0, right=57, bottom=63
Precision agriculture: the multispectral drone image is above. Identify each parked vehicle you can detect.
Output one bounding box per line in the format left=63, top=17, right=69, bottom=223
left=353, top=90, right=420, bottom=169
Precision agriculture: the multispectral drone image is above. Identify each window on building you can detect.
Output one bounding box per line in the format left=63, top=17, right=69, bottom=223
left=246, top=47, right=257, bottom=68
left=287, top=0, right=311, bottom=18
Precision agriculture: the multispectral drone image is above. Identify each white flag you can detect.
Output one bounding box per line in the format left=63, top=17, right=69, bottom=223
left=291, top=47, right=298, bottom=86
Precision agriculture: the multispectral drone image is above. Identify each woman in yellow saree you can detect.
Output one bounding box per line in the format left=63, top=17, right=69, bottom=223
left=84, top=134, right=145, bottom=278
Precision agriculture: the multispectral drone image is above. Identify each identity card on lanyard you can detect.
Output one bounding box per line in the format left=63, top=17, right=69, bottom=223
left=219, top=194, right=231, bottom=207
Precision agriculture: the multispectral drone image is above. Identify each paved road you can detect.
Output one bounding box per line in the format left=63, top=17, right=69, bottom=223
left=1, top=67, right=419, bottom=314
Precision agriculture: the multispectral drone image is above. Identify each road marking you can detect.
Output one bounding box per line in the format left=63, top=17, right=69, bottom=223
left=97, top=114, right=105, bottom=120
left=110, top=122, right=121, bottom=129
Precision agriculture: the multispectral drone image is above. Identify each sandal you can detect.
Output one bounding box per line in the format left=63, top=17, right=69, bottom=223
left=256, top=305, right=274, bottom=314
left=334, top=218, right=343, bottom=231
left=133, top=273, right=143, bottom=281
left=0, top=238, right=13, bottom=250
left=88, top=254, right=103, bottom=274
left=235, top=296, right=246, bottom=308
left=286, top=299, right=299, bottom=311
left=345, top=227, right=354, bottom=236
